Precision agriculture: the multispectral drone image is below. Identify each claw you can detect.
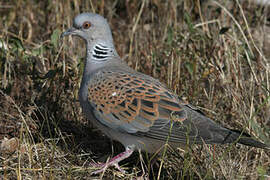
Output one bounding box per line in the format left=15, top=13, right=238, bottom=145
left=90, top=145, right=135, bottom=174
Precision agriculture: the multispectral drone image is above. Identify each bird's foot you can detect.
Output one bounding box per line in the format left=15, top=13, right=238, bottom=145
left=90, top=145, right=135, bottom=175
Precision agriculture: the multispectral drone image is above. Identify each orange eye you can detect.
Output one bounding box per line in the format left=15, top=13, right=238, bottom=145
left=82, top=21, right=91, bottom=29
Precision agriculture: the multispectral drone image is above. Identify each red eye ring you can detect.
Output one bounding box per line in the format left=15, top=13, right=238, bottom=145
left=82, top=21, right=91, bottom=29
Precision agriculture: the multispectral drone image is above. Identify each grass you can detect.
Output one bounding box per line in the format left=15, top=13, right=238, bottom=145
left=0, top=0, right=270, bottom=179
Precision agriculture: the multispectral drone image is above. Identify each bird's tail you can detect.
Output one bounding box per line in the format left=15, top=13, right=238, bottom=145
left=225, top=129, right=269, bottom=149
left=237, top=136, right=269, bottom=149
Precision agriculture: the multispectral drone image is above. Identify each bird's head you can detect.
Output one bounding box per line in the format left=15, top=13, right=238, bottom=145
left=61, top=13, right=113, bottom=44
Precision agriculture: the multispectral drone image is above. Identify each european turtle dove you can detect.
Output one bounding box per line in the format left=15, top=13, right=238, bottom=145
left=61, top=13, right=269, bottom=174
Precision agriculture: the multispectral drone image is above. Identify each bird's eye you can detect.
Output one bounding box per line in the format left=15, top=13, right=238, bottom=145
left=82, top=21, right=91, bottom=29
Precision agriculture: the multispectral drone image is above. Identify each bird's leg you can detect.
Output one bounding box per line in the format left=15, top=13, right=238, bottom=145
left=91, top=145, right=135, bottom=174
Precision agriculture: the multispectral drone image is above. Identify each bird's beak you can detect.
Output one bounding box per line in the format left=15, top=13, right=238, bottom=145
left=60, top=27, right=78, bottom=38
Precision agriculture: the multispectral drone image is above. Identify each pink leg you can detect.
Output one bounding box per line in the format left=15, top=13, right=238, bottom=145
left=91, top=145, right=135, bottom=174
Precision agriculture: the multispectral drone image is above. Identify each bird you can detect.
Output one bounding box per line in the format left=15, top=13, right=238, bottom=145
left=61, top=12, right=269, bottom=174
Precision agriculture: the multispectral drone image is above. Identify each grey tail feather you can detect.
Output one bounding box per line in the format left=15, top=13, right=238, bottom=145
left=224, top=129, right=269, bottom=149
left=237, top=136, right=269, bottom=149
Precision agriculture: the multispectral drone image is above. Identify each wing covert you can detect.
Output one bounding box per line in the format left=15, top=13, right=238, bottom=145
left=88, top=69, right=187, bottom=134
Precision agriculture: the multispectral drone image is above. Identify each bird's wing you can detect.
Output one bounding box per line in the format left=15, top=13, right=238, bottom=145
left=88, top=68, right=230, bottom=144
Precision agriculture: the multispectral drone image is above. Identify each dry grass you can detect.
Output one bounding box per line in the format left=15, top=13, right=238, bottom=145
left=0, top=0, right=270, bottom=179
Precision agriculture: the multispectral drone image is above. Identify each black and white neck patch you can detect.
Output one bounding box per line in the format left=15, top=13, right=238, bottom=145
left=92, top=44, right=112, bottom=61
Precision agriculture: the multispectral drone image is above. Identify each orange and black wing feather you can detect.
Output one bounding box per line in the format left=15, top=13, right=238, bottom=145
left=88, top=69, right=187, bottom=134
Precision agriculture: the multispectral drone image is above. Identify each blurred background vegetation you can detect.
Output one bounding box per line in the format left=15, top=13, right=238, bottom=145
left=0, top=0, right=270, bottom=179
